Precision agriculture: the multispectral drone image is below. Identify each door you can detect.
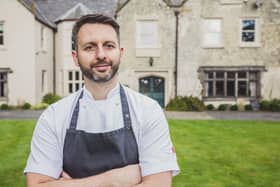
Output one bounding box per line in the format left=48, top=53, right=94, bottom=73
left=139, top=76, right=165, bottom=107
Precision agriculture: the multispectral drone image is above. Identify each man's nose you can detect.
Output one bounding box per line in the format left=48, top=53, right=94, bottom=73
left=96, top=46, right=106, bottom=60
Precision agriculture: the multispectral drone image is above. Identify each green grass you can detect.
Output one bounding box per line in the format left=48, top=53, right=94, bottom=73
left=170, top=120, right=280, bottom=187
left=0, top=120, right=280, bottom=187
left=0, top=120, right=35, bottom=187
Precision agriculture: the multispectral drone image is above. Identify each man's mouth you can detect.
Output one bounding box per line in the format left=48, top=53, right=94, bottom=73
left=94, top=63, right=110, bottom=72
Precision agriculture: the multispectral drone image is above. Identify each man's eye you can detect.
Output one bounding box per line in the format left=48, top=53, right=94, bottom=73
left=84, top=46, right=95, bottom=51
left=105, top=44, right=115, bottom=48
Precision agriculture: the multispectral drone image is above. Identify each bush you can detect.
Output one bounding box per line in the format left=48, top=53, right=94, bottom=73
left=206, top=104, right=215, bottom=111
left=21, top=102, right=31, bottom=110
left=42, top=93, right=61, bottom=104
left=218, top=104, right=227, bottom=111
left=260, top=100, right=271, bottom=111
left=271, top=99, right=280, bottom=112
left=166, top=96, right=205, bottom=111
left=245, top=104, right=253, bottom=111
left=230, top=104, right=238, bottom=111
left=32, top=103, right=49, bottom=110
left=0, top=104, right=9, bottom=110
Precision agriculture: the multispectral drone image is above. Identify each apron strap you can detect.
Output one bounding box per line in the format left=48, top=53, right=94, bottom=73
left=69, top=91, right=84, bottom=129
left=120, top=85, right=132, bottom=129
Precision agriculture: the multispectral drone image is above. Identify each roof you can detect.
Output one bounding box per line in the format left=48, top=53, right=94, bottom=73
left=18, top=0, right=188, bottom=30
left=18, top=0, right=119, bottom=29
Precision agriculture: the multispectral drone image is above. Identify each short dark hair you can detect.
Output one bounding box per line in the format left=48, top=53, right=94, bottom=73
left=71, top=14, right=120, bottom=50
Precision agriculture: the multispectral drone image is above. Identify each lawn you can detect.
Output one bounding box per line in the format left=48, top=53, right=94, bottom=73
left=0, top=120, right=279, bottom=187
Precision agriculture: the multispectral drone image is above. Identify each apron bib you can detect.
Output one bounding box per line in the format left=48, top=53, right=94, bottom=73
left=63, top=86, right=139, bottom=178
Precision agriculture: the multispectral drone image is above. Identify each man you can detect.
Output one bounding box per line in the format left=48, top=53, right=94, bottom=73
left=25, top=14, right=179, bottom=187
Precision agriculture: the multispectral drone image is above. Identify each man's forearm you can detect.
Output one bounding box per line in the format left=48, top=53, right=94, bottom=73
left=133, top=171, right=172, bottom=187
left=26, top=165, right=141, bottom=187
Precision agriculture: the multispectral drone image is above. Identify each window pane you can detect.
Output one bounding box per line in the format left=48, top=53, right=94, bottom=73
left=238, top=81, right=247, bottom=96
left=69, top=72, right=73, bottom=81
left=207, top=72, right=214, bottom=79
left=242, top=32, right=255, bottom=42
left=75, top=71, right=79, bottom=81
left=0, top=35, right=3, bottom=45
left=216, top=81, right=224, bottom=96
left=242, top=20, right=255, bottom=30
left=139, top=78, right=150, bottom=93
left=75, top=83, right=79, bottom=91
left=227, top=72, right=235, bottom=79
left=68, top=84, right=73, bottom=93
left=207, top=81, right=213, bottom=97
left=249, top=72, right=257, bottom=80
left=249, top=81, right=256, bottom=97
left=238, top=72, right=246, bottom=78
left=227, top=81, right=235, bottom=96
left=153, top=78, right=164, bottom=92
left=216, top=72, right=224, bottom=78
left=202, top=19, right=222, bottom=46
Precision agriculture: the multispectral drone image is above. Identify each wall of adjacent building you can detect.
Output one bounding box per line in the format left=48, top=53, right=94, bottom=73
left=117, top=0, right=177, bottom=105
left=0, top=0, right=36, bottom=105
left=34, top=21, right=54, bottom=104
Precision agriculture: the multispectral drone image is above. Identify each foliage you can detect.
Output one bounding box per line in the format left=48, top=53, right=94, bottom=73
left=165, top=96, right=205, bottom=111
left=230, top=104, right=238, bottom=111
left=42, top=93, right=61, bottom=105
left=260, top=100, right=271, bottom=111
left=21, top=102, right=31, bottom=110
left=270, top=99, right=280, bottom=112
left=218, top=104, right=227, bottom=111
left=0, top=104, right=9, bottom=110
left=32, top=103, right=49, bottom=110
left=206, top=104, right=215, bottom=111
left=245, top=104, right=253, bottom=111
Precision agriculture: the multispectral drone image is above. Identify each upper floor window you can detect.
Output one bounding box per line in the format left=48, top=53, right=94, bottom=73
left=240, top=18, right=260, bottom=47
left=0, top=22, right=4, bottom=46
left=201, top=19, right=223, bottom=48
left=40, top=25, right=47, bottom=50
left=136, top=20, right=158, bottom=48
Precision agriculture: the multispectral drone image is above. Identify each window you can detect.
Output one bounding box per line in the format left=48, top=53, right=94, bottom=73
left=40, top=25, right=47, bottom=50
left=0, top=72, right=8, bottom=98
left=136, top=20, right=158, bottom=48
left=240, top=18, right=260, bottom=47
left=0, top=22, right=4, bottom=46
left=200, top=67, right=264, bottom=99
left=41, top=70, right=47, bottom=93
left=201, top=19, right=223, bottom=48
left=67, top=70, right=84, bottom=94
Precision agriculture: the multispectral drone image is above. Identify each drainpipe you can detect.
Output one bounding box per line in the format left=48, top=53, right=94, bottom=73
left=53, top=31, right=56, bottom=94
left=174, top=10, right=179, bottom=97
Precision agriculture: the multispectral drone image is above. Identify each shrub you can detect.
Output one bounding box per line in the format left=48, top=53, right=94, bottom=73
left=0, top=104, right=9, bottom=110
left=206, top=104, right=215, bottom=111
left=166, top=96, right=205, bottom=111
left=260, top=100, right=271, bottom=111
left=230, top=104, right=238, bottom=111
left=271, top=99, right=280, bottom=112
left=42, top=93, right=61, bottom=104
left=32, top=103, right=49, bottom=110
left=21, top=102, right=31, bottom=110
left=218, top=104, right=227, bottom=111
left=245, top=104, right=253, bottom=111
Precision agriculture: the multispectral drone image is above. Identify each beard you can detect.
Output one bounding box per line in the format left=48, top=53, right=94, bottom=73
left=78, top=60, right=120, bottom=83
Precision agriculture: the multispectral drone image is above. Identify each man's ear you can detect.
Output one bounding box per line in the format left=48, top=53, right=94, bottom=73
left=71, top=50, right=79, bottom=67
left=120, top=48, right=124, bottom=63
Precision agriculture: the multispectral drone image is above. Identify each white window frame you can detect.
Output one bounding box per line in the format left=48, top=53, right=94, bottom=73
left=0, top=72, right=8, bottom=100
left=40, top=25, right=48, bottom=51
left=67, top=70, right=84, bottom=94
left=201, top=18, right=223, bottom=48
left=239, top=18, right=261, bottom=47
left=41, top=70, right=48, bottom=93
left=136, top=20, right=159, bottom=49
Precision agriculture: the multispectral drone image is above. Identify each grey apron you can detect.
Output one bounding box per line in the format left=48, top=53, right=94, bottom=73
left=63, top=85, right=139, bottom=178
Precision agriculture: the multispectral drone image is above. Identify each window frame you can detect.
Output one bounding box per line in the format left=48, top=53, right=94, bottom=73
left=136, top=20, right=159, bottom=49
left=239, top=18, right=261, bottom=47
left=0, top=21, right=5, bottom=47
left=0, top=72, right=8, bottom=100
left=201, top=18, right=224, bottom=48
left=67, top=70, right=84, bottom=94
left=199, top=67, right=264, bottom=100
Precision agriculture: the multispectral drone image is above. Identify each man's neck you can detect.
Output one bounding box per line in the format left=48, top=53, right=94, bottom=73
left=84, top=76, right=119, bottom=100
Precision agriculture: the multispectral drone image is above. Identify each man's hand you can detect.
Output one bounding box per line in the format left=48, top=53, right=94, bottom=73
left=26, top=164, right=141, bottom=187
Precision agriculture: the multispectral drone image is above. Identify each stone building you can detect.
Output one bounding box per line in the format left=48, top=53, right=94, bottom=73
left=0, top=0, right=279, bottom=107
